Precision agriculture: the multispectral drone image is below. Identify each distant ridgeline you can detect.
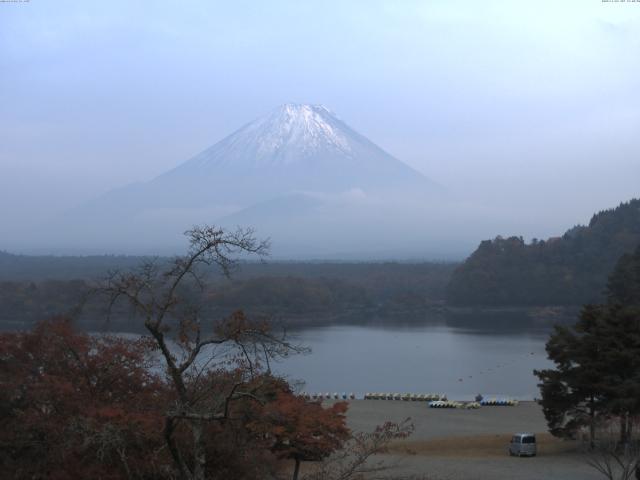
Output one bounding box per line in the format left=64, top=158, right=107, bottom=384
left=0, top=252, right=146, bottom=281
left=446, top=199, right=640, bottom=306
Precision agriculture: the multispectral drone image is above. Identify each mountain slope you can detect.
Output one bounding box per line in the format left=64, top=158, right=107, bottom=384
left=86, top=104, right=439, bottom=212
left=446, top=199, right=640, bottom=306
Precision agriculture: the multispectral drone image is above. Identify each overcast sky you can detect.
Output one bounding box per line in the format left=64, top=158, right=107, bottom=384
left=1, top=0, right=639, bottom=249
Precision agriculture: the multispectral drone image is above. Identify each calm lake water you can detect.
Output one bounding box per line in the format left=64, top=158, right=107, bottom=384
left=272, top=323, right=553, bottom=400
left=89, top=311, right=562, bottom=401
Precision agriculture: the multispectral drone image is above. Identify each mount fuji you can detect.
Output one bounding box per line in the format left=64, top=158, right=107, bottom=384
left=62, top=104, right=462, bottom=257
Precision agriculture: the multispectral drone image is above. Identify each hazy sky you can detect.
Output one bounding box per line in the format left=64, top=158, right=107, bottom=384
left=1, top=0, right=639, bottom=249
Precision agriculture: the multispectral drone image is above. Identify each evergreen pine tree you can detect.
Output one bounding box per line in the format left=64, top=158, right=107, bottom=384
left=536, top=244, right=640, bottom=445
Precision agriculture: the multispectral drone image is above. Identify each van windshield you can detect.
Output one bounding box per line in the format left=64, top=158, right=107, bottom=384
left=521, top=436, right=535, bottom=444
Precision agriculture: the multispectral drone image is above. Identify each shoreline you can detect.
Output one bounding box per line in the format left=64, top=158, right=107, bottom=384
left=0, top=303, right=582, bottom=334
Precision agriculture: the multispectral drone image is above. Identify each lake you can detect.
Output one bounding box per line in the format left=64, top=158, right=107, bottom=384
left=92, top=311, right=562, bottom=401
left=272, top=322, right=553, bottom=400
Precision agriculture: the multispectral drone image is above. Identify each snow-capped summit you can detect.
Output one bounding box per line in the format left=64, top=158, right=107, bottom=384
left=189, top=103, right=352, bottom=168
left=248, top=104, right=351, bottom=162
left=158, top=103, right=437, bottom=197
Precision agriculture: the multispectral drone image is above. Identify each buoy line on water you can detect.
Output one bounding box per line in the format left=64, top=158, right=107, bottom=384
left=453, top=350, right=540, bottom=384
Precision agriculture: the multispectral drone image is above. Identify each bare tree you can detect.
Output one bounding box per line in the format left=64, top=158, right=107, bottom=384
left=98, top=225, right=302, bottom=480
left=585, top=418, right=640, bottom=480
left=303, top=419, right=414, bottom=480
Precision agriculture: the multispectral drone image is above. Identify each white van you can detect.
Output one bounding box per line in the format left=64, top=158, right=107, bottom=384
left=509, top=433, right=536, bottom=457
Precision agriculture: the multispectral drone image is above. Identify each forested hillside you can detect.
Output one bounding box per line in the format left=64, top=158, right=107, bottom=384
left=0, top=251, right=145, bottom=280
left=0, top=257, right=455, bottom=330
left=446, top=199, right=640, bottom=306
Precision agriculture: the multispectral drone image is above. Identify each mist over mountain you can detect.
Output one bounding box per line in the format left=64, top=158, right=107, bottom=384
left=39, top=104, right=498, bottom=258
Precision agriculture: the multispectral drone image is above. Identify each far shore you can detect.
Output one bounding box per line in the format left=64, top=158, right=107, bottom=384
left=0, top=303, right=581, bottom=334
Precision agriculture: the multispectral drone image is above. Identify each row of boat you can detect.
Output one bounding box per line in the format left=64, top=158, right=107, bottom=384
left=298, top=393, right=519, bottom=406
left=300, top=392, right=445, bottom=401
left=302, top=392, right=356, bottom=400
left=429, top=400, right=481, bottom=409
left=480, top=398, right=519, bottom=406
left=363, top=393, right=446, bottom=401
left=429, top=398, right=518, bottom=407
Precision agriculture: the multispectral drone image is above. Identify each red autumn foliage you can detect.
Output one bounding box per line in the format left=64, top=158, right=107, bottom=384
left=1, top=316, right=403, bottom=480
left=0, top=317, right=168, bottom=479
left=250, top=392, right=350, bottom=480
left=0, top=319, right=353, bottom=480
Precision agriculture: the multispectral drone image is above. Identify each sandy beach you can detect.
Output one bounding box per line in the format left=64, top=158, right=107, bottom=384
left=336, top=400, right=602, bottom=480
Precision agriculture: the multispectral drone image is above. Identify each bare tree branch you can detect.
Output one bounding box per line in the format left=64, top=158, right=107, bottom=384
left=93, top=225, right=296, bottom=480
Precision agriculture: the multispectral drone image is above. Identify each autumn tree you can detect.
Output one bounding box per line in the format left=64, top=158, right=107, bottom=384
left=0, top=317, right=167, bottom=479
left=251, top=391, right=350, bottom=480
left=98, top=225, right=302, bottom=480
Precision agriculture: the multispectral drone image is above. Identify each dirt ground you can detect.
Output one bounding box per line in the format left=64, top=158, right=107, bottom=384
left=334, top=400, right=603, bottom=480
